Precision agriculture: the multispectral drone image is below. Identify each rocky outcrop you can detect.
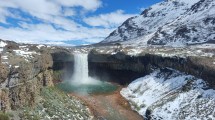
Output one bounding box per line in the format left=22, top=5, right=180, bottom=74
left=0, top=40, right=56, bottom=112
left=51, top=50, right=74, bottom=82
left=88, top=52, right=147, bottom=85
left=0, top=52, right=54, bottom=111
left=0, top=63, right=9, bottom=84
left=144, top=54, right=215, bottom=88
left=88, top=51, right=215, bottom=88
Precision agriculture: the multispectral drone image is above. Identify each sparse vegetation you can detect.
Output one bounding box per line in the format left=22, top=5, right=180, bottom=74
left=0, top=112, right=9, bottom=120
left=17, top=87, right=92, bottom=120
left=53, top=70, right=63, bottom=82
left=129, top=100, right=142, bottom=111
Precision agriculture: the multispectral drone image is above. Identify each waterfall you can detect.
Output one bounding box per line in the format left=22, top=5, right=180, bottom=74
left=71, top=53, right=99, bottom=85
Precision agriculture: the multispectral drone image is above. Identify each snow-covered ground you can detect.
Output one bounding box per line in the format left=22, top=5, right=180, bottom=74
left=0, top=41, right=7, bottom=53
left=0, top=41, right=7, bottom=47
left=89, top=44, right=215, bottom=59
left=121, top=68, right=215, bottom=120
left=13, top=50, right=38, bottom=61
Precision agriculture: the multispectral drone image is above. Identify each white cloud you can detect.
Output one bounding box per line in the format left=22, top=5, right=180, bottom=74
left=0, top=0, right=136, bottom=45
left=54, top=0, right=102, bottom=11
left=0, top=0, right=102, bottom=25
left=83, top=10, right=137, bottom=28
left=0, top=1, right=18, bottom=23
left=15, top=0, right=60, bottom=16
left=0, top=0, right=60, bottom=22
left=0, top=23, right=114, bottom=45
left=63, top=8, right=76, bottom=16
left=0, top=8, right=8, bottom=23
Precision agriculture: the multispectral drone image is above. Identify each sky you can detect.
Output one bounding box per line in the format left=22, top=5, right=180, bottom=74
left=0, top=0, right=162, bottom=46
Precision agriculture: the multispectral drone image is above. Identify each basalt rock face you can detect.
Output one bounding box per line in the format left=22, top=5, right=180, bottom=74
left=2, top=55, right=54, bottom=111
left=88, top=51, right=215, bottom=88
left=0, top=40, right=55, bottom=112
left=88, top=52, right=148, bottom=85
left=145, top=54, right=215, bottom=88
left=51, top=50, right=74, bottom=82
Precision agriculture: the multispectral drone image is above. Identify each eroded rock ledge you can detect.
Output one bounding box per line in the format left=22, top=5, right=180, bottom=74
left=88, top=51, right=215, bottom=88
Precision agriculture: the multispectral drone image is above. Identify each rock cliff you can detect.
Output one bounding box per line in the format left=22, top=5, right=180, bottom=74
left=0, top=40, right=92, bottom=119
left=88, top=48, right=215, bottom=88
left=0, top=40, right=54, bottom=112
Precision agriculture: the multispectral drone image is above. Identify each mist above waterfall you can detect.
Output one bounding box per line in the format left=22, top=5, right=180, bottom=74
left=71, top=53, right=100, bottom=85
left=57, top=53, right=118, bottom=95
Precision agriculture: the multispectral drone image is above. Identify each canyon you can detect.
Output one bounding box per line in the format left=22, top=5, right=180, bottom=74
left=0, top=0, right=215, bottom=119
left=0, top=39, right=215, bottom=119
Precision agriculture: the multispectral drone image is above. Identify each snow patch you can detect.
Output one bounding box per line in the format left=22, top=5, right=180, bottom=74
left=14, top=66, right=19, bottom=68
left=0, top=41, right=7, bottom=47
left=127, top=48, right=142, bottom=56
left=37, top=45, right=45, bottom=49
left=13, top=50, right=38, bottom=61
left=121, top=68, right=215, bottom=119
left=1, top=55, right=8, bottom=60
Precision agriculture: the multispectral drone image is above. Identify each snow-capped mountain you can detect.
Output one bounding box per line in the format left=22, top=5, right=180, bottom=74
left=101, top=0, right=215, bottom=46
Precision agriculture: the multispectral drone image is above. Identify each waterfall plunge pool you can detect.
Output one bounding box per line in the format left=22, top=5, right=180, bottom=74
left=57, top=81, right=118, bottom=94
left=56, top=53, right=118, bottom=95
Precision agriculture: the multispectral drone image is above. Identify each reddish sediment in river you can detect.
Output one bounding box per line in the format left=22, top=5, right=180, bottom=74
left=69, top=87, right=143, bottom=120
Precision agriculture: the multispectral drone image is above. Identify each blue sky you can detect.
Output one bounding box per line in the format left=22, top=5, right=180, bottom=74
left=0, top=0, right=162, bottom=46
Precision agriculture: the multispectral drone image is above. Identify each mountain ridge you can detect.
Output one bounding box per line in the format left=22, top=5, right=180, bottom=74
left=101, top=0, right=215, bottom=47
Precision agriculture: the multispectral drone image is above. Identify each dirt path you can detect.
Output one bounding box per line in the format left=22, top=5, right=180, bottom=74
left=69, top=87, right=143, bottom=120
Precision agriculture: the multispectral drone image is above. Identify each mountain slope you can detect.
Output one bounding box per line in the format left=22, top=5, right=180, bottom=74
left=101, top=0, right=215, bottom=46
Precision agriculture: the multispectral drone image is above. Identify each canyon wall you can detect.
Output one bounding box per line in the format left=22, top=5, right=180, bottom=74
left=0, top=40, right=76, bottom=113
left=0, top=51, right=54, bottom=112
left=51, top=50, right=74, bottom=83
left=3, top=44, right=213, bottom=113
left=88, top=51, right=215, bottom=88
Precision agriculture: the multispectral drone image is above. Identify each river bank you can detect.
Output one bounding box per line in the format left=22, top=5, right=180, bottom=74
left=70, top=87, right=143, bottom=120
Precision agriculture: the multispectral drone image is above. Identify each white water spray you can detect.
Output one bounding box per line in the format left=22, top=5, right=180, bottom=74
left=71, top=53, right=100, bottom=85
